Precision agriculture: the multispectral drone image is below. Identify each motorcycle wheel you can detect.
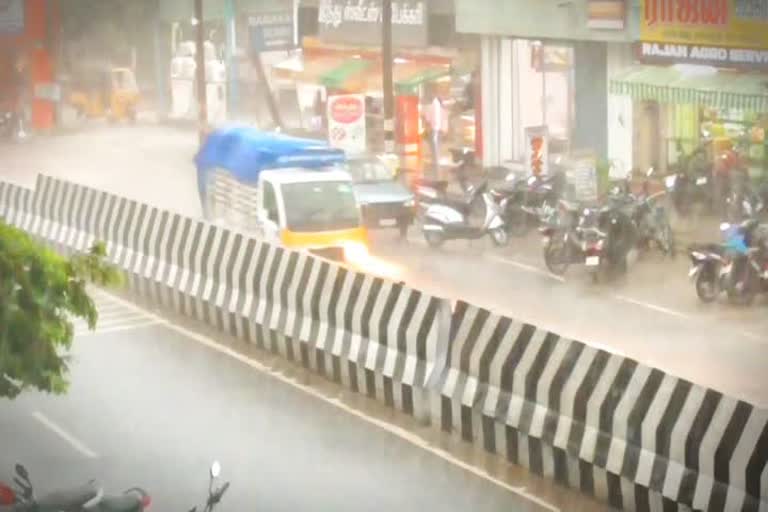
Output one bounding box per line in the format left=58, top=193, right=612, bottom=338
left=726, top=262, right=757, bottom=306
left=695, top=267, right=719, bottom=303
left=506, top=209, right=530, bottom=237
left=424, top=230, right=444, bottom=249
left=544, top=239, right=569, bottom=276
left=489, top=227, right=509, bottom=247
left=657, top=221, right=676, bottom=258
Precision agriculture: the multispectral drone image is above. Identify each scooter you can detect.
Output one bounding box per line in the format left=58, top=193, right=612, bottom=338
left=6, top=463, right=150, bottom=512
left=188, top=462, right=230, bottom=512
left=688, top=243, right=729, bottom=303
left=421, top=181, right=508, bottom=248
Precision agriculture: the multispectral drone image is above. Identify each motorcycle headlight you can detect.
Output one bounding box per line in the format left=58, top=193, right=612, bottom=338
left=403, top=198, right=415, bottom=208
left=664, top=175, right=677, bottom=189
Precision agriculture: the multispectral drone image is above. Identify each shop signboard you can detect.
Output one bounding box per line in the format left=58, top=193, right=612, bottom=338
left=0, top=0, right=24, bottom=35
left=248, top=10, right=296, bottom=52
left=587, top=0, right=626, bottom=30
left=327, top=94, right=367, bottom=155
left=639, top=0, right=768, bottom=67
left=565, top=158, right=599, bottom=202
left=524, top=126, right=549, bottom=176
left=636, top=41, right=768, bottom=70
left=317, top=0, right=428, bottom=48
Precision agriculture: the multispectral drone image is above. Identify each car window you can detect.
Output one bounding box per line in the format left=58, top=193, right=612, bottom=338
left=347, top=159, right=393, bottom=183
left=263, top=182, right=279, bottom=223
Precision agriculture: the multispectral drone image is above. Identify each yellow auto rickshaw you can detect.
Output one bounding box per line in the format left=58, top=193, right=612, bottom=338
left=69, top=66, right=140, bottom=122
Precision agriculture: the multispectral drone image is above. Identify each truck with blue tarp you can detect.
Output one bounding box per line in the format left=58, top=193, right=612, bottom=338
left=195, top=126, right=369, bottom=261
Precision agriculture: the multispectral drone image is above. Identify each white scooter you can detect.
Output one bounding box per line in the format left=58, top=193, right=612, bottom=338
left=421, top=181, right=508, bottom=248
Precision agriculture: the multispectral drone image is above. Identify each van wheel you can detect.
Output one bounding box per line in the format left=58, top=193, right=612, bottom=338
left=424, top=230, right=444, bottom=248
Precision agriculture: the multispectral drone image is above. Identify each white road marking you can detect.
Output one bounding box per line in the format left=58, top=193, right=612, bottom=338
left=486, top=254, right=566, bottom=283
left=612, top=295, right=692, bottom=320
left=98, top=290, right=560, bottom=512
left=76, top=320, right=162, bottom=336
left=32, top=411, right=99, bottom=459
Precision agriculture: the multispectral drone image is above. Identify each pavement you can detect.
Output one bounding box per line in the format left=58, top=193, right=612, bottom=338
left=1, top=123, right=767, bottom=410
left=0, top=290, right=607, bottom=512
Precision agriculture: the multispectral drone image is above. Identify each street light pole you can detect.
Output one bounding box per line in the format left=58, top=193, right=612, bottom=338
left=382, top=0, right=394, bottom=154
left=194, top=0, right=208, bottom=144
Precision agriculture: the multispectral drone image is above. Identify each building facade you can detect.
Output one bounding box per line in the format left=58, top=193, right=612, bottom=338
left=456, top=0, right=638, bottom=173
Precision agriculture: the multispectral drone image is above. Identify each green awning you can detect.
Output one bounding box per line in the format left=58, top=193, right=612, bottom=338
left=319, top=59, right=371, bottom=90
left=395, top=68, right=451, bottom=95
left=609, top=65, right=768, bottom=113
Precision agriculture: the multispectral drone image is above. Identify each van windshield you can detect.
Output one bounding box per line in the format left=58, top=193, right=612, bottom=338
left=281, top=181, right=361, bottom=232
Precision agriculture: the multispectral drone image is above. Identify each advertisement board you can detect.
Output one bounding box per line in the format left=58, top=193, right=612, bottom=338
left=248, top=11, right=296, bottom=52
left=0, top=0, right=24, bottom=35
left=640, top=0, right=768, bottom=51
left=524, top=126, right=549, bottom=176
left=327, top=94, right=367, bottom=156
left=587, top=0, right=626, bottom=29
left=318, top=0, right=428, bottom=47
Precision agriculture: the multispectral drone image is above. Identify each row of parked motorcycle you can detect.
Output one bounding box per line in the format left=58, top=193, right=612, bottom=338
left=411, top=146, right=768, bottom=303
left=0, top=462, right=229, bottom=512
left=412, top=150, right=676, bottom=283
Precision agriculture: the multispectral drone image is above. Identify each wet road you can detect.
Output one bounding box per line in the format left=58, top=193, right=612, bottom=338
left=0, top=291, right=605, bottom=512
left=1, top=124, right=766, bottom=407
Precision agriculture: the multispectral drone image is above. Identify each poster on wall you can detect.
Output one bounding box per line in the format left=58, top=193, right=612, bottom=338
left=524, top=126, right=549, bottom=176
left=566, top=158, right=599, bottom=202
left=587, top=0, right=626, bottom=29
left=318, top=0, right=428, bottom=47
left=327, top=94, right=367, bottom=156
left=0, top=0, right=24, bottom=35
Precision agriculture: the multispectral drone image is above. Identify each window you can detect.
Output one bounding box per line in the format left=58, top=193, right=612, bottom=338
left=280, top=181, right=360, bottom=232
left=263, top=182, right=279, bottom=223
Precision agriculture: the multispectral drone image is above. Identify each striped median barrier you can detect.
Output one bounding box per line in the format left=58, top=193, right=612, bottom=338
left=0, top=175, right=449, bottom=422
left=430, top=300, right=767, bottom=512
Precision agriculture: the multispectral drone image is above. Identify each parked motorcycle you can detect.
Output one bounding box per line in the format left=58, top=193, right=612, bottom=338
left=719, top=220, right=768, bottom=305
left=688, top=243, right=729, bottom=303
left=540, top=199, right=632, bottom=282
left=421, top=181, right=508, bottom=248
left=619, top=168, right=676, bottom=258
left=188, top=462, right=229, bottom=512
left=667, top=140, right=714, bottom=216
left=494, top=171, right=564, bottom=237
left=5, top=463, right=150, bottom=512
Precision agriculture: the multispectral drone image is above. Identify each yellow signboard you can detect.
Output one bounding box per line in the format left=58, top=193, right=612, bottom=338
left=640, top=0, right=768, bottom=50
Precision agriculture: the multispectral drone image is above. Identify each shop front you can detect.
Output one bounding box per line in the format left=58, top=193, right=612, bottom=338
left=0, top=0, right=59, bottom=132
left=458, top=0, right=634, bottom=171
left=271, top=0, right=479, bottom=168
left=609, top=0, right=768, bottom=179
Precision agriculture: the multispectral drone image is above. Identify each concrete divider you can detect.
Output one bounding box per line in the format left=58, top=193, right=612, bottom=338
left=1, top=175, right=449, bottom=421
left=1, top=175, right=765, bottom=511
left=431, top=300, right=767, bottom=512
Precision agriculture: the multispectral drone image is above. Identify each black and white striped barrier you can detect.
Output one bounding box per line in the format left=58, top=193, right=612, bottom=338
left=1, top=175, right=765, bottom=511
left=431, top=301, right=767, bottom=512
left=1, top=175, right=448, bottom=421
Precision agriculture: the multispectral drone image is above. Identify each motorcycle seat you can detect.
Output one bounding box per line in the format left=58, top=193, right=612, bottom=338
left=36, top=482, right=100, bottom=510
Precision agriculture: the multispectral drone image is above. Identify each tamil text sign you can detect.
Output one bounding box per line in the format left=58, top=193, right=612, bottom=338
left=640, top=0, right=768, bottom=50
left=318, top=0, right=428, bottom=47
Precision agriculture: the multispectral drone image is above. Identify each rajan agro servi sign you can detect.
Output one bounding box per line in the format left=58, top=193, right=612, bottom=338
left=318, top=0, right=427, bottom=48
left=639, top=0, right=768, bottom=68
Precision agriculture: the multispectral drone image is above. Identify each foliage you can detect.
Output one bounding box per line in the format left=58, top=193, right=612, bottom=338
left=0, top=220, right=121, bottom=399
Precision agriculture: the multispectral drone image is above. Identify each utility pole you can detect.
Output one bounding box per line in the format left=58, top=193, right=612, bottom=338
left=382, top=0, right=394, bottom=155
left=194, top=0, right=208, bottom=144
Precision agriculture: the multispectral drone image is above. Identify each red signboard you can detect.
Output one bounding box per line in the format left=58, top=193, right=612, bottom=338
left=330, top=95, right=363, bottom=124
left=643, top=0, right=729, bottom=28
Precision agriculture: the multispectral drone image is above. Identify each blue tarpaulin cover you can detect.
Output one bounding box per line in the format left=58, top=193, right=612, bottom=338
left=194, top=126, right=346, bottom=206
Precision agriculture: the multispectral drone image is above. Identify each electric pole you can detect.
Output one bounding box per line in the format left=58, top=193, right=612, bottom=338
left=382, top=0, right=394, bottom=155
left=194, top=0, right=208, bottom=144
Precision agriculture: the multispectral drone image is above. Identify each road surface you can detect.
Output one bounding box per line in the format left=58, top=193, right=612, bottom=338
left=0, top=290, right=606, bottom=512
left=1, top=124, right=766, bottom=407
